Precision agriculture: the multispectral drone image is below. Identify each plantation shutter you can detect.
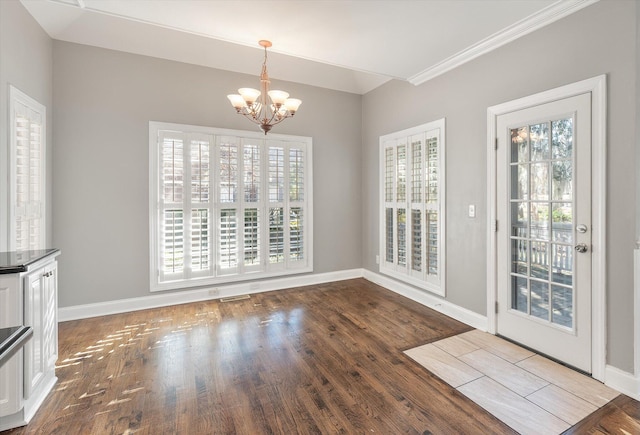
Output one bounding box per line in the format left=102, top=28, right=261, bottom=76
left=217, top=136, right=240, bottom=275
left=425, top=130, right=441, bottom=287
left=190, top=135, right=212, bottom=277
left=158, top=130, right=214, bottom=282
left=289, top=145, right=305, bottom=263
left=379, top=119, right=445, bottom=296
left=242, top=138, right=262, bottom=272
left=10, top=86, right=46, bottom=251
left=159, top=130, right=186, bottom=281
left=150, top=122, right=312, bottom=292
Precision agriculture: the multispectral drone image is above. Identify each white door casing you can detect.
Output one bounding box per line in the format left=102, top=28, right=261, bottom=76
left=487, top=75, right=606, bottom=381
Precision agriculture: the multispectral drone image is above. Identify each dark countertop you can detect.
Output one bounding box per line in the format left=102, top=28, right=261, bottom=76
left=0, top=248, right=60, bottom=275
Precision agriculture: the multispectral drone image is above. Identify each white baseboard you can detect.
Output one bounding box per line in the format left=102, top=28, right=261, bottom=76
left=362, top=270, right=488, bottom=331
left=58, top=268, right=363, bottom=322
left=605, top=365, right=640, bottom=400
left=59, top=268, right=490, bottom=333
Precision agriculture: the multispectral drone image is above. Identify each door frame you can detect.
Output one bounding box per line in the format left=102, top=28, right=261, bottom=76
left=486, top=75, right=607, bottom=381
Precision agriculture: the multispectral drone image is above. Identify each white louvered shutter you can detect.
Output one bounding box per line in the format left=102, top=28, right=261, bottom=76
left=150, top=122, right=312, bottom=292
left=10, top=86, right=46, bottom=251
left=379, top=119, right=445, bottom=296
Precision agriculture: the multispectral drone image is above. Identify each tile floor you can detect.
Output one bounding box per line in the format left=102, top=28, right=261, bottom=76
left=405, top=330, right=619, bottom=434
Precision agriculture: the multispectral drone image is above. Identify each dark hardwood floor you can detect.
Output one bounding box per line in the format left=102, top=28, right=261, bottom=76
left=2, top=278, right=638, bottom=434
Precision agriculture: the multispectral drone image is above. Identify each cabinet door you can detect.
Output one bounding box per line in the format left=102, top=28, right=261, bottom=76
left=0, top=275, right=22, bottom=417
left=23, top=272, right=45, bottom=398
left=42, top=262, right=58, bottom=368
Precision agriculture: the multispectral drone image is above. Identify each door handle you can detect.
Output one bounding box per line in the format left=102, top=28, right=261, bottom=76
left=575, top=243, right=588, bottom=253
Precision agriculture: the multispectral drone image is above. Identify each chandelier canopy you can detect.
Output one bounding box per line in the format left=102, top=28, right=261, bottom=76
left=227, top=40, right=302, bottom=135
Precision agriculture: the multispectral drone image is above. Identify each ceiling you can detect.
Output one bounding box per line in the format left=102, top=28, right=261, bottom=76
left=21, top=0, right=597, bottom=94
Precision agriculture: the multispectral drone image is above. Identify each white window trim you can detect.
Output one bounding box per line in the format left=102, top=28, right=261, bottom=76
left=379, top=119, right=446, bottom=296
left=149, top=122, right=313, bottom=292
left=8, top=85, right=46, bottom=251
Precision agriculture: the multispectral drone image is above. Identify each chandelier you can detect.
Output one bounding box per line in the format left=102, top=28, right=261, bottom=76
left=227, top=40, right=302, bottom=134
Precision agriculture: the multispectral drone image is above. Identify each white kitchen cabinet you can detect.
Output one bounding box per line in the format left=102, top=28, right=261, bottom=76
left=23, top=260, right=58, bottom=401
left=0, top=249, right=59, bottom=431
left=0, top=273, right=22, bottom=418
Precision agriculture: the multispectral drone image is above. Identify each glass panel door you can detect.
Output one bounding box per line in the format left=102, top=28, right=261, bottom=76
left=496, top=90, right=593, bottom=374
left=509, top=118, right=574, bottom=329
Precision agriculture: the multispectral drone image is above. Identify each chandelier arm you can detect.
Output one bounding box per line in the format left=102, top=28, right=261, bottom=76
left=247, top=102, right=267, bottom=124
left=266, top=113, right=291, bottom=127
left=239, top=111, right=263, bottom=126
left=263, top=107, right=282, bottom=126
left=242, top=104, right=294, bottom=127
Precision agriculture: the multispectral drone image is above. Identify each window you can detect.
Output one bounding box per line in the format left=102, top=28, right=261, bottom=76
left=9, top=86, right=46, bottom=251
left=379, top=119, right=445, bottom=295
left=149, top=122, right=313, bottom=291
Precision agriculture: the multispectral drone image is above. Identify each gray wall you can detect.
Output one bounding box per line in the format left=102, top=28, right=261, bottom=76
left=362, top=0, right=637, bottom=372
left=52, top=41, right=363, bottom=308
left=637, top=1, right=640, bottom=244
left=0, top=0, right=53, bottom=250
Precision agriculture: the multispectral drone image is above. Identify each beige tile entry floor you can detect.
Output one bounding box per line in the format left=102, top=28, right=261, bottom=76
left=405, top=330, right=619, bottom=434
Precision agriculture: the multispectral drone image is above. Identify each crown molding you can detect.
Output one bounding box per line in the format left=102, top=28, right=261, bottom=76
left=408, top=0, right=600, bottom=86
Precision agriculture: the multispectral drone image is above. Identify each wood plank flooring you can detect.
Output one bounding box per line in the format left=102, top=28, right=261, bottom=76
left=2, top=278, right=639, bottom=434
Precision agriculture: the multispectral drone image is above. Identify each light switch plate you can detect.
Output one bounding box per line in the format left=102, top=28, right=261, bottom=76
left=468, top=204, right=476, bottom=218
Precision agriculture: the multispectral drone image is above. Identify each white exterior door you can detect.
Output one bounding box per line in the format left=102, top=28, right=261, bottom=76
left=496, top=93, right=592, bottom=372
